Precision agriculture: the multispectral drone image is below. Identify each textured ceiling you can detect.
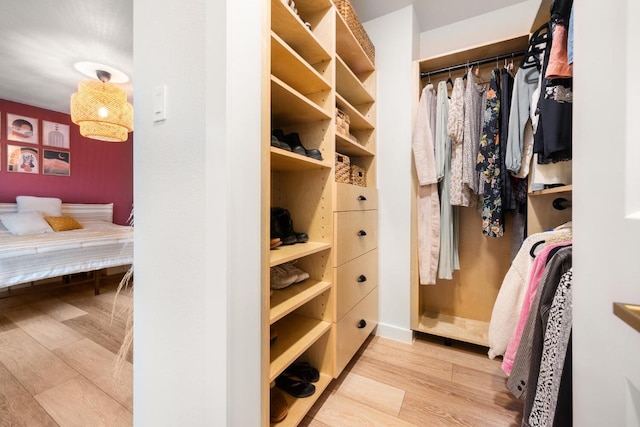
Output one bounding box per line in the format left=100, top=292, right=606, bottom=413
left=0, top=0, right=525, bottom=114
left=0, top=0, right=132, bottom=114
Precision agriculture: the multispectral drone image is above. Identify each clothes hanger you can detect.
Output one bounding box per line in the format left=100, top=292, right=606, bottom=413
left=446, top=68, right=453, bottom=88
left=529, top=240, right=546, bottom=258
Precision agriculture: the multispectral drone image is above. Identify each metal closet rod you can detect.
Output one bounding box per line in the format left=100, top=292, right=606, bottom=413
left=420, top=49, right=527, bottom=79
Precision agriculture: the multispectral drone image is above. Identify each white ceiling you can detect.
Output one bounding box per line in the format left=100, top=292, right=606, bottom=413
left=349, top=0, right=527, bottom=31
left=0, top=0, right=132, bottom=114
left=0, top=0, right=524, bottom=114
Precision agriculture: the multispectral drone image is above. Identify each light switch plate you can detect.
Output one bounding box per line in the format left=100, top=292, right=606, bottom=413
left=153, top=85, right=167, bottom=123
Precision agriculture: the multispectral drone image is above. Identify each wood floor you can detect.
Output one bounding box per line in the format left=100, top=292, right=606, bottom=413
left=0, top=274, right=132, bottom=426
left=302, top=334, right=523, bottom=427
left=0, top=276, right=522, bottom=426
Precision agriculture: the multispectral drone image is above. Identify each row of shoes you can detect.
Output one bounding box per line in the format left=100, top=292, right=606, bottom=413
left=271, top=361, right=320, bottom=423
left=271, top=261, right=309, bottom=289
left=271, top=129, right=324, bottom=161
left=281, top=0, right=312, bottom=30
left=271, top=207, right=309, bottom=246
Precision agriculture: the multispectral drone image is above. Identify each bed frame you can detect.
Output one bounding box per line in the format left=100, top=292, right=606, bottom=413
left=0, top=202, right=132, bottom=299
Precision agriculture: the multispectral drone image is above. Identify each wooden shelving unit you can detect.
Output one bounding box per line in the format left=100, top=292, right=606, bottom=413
left=264, top=0, right=377, bottom=424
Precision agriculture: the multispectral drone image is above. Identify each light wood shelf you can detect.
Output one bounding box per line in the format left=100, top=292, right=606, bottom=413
left=271, top=147, right=332, bottom=171
left=270, top=242, right=332, bottom=267
left=336, top=93, right=373, bottom=131
left=271, top=76, right=332, bottom=126
left=417, top=35, right=530, bottom=77
left=335, top=132, right=374, bottom=157
left=271, top=31, right=331, bottom=95
left=270, top=373, right=332, bottom=427
left=416, top=311, right=489, bottom=347
left=270, top=280, right=332, bottom=324
left=335, top=10, right=374, bottom=74
left=270, top=314, right=332, bottom=381
left=336, top=55, right=374, bottom=106
left=529, top=184, right=573, bottom=196
left=272, top=0, right=331, bottom=66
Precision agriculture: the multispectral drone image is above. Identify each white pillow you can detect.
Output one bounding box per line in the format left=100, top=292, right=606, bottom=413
left=0, top=212, right=54, bottom=235
left=16, top=196, right=62, bottom=217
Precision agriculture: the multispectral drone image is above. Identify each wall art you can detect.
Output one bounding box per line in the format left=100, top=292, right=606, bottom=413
left=6, top=113, right=39, bottom=144
left=7, top=144, right=39, bottom=174
left=43, top=149, right=71, bottom=176
left=42, top=121, right=70, bottom=149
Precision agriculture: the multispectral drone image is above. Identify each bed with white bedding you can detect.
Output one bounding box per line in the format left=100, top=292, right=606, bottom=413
left=0, top=200, right=133, bottom=295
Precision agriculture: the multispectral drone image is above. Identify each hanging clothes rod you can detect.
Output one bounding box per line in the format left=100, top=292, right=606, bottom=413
left=420, top=49, right=527, bottom=79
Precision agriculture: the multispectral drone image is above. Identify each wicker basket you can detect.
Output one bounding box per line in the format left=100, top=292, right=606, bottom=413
left=335, top=108, right=350, bottom=137
left=332, top=0, right=375, bottom=64
left=335, top=153, right=351, bottom=184
left=351, top=165, right=366, bottom=187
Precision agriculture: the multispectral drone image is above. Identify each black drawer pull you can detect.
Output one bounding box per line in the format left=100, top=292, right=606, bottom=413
left=357, top=319, right=367, bottom=329
left=357, top=230, right=367, bottom=237
left=357, top=195, right=367, bottom=201
left=357, top=275, right=367, bottom=283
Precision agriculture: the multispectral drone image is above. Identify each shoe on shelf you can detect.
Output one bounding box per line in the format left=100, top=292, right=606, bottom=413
left=280, top=261, right=309, bottom=284
left=270, top=265, right=297, bottom=290
left=270, top=238, right=282, bottom=250
left=284, top=361, right=320, bottom=383
left=271, top=129, right=291, bottom=151
left=270, top=387, right=288, bottom=423
left=276, top=374, right=316, bottom=398
left=283, top=132, right=323, bottom=161
left=271, top=207, right=307, bottom=245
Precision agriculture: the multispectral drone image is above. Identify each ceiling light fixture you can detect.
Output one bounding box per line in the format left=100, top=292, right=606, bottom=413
left=70, top=68, right=133, bottom=142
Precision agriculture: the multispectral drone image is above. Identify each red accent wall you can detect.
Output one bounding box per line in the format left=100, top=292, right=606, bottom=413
left=0, top=99, right=133, bottom=225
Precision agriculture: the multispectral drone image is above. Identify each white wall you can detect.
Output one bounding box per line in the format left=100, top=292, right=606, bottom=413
left=133, top=0, right=262, bottom=425
left=363, top=6, right=419, bottom=343
left=573, top=0, right=640, bottom=424
left=418, top=0, right=541, bottom=59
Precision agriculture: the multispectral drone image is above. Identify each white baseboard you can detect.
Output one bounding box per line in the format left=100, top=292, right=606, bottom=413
left=374, top=322, right=414, bottom=344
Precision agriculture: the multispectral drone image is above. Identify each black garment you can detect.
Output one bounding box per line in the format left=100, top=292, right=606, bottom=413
left=551, top=0, right=573, bottom=23
left=500, top=68, right=518, bottom=213
left=533, top=22, right=573, bottom=164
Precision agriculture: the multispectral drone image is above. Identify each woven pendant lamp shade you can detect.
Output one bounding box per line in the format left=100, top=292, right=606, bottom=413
left=70, top=80, right=133, bottom=142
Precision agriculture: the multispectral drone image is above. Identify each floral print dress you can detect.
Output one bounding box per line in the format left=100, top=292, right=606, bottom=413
left=476, top=69, right=504, bottom=237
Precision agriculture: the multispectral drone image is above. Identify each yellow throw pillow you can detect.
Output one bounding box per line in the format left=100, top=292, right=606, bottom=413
left=44, top=216, right=84, bottom=232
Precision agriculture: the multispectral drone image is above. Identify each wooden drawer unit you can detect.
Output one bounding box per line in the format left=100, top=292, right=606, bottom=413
left=335, top=249, right=378, bottom=320
left=335, top=182, right=378, bottom=211
left=334, top=210, right=377, bottom=267
left=335, top=287, right=378, bottom=375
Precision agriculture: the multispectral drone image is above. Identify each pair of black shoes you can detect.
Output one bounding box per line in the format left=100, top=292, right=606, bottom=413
left=275, top=362, right=319, bottom=398
left=271, top=129, right=323, bottom=161
left=271, top=207, right=308, bottom=246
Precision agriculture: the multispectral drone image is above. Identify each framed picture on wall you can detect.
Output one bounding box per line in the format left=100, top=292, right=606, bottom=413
left=7, top=145, right=39, bottom=174
left=6, top=113, right=39, bottom=144
left=43, top=149, right=70, bottom=176
left=42, top=120, right=70, bottom=149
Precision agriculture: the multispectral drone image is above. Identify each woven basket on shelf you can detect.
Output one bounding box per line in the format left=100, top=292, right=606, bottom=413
left=335, top=108, right=350, bottom=137
left=332, top=0, right=375, bottom=64
left=335, top=153, right=351, bottom=184
left=351, top=164, right=366, bottom=187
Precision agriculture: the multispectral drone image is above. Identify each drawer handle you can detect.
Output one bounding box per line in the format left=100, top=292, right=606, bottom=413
left=357, top=230, right=367, bottom=237
left=357, top=195, right=367, bottom=201
left=357, top=275, right=367, bottom=283
left=357, top=319, right=367, bottom=329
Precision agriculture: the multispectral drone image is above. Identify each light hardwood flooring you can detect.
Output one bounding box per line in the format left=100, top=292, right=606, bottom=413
left=1, top=277, right=521, bottom=426
left=302, top=334, right=523, bottom=427
left=0, top=275, right=132, bottom=426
